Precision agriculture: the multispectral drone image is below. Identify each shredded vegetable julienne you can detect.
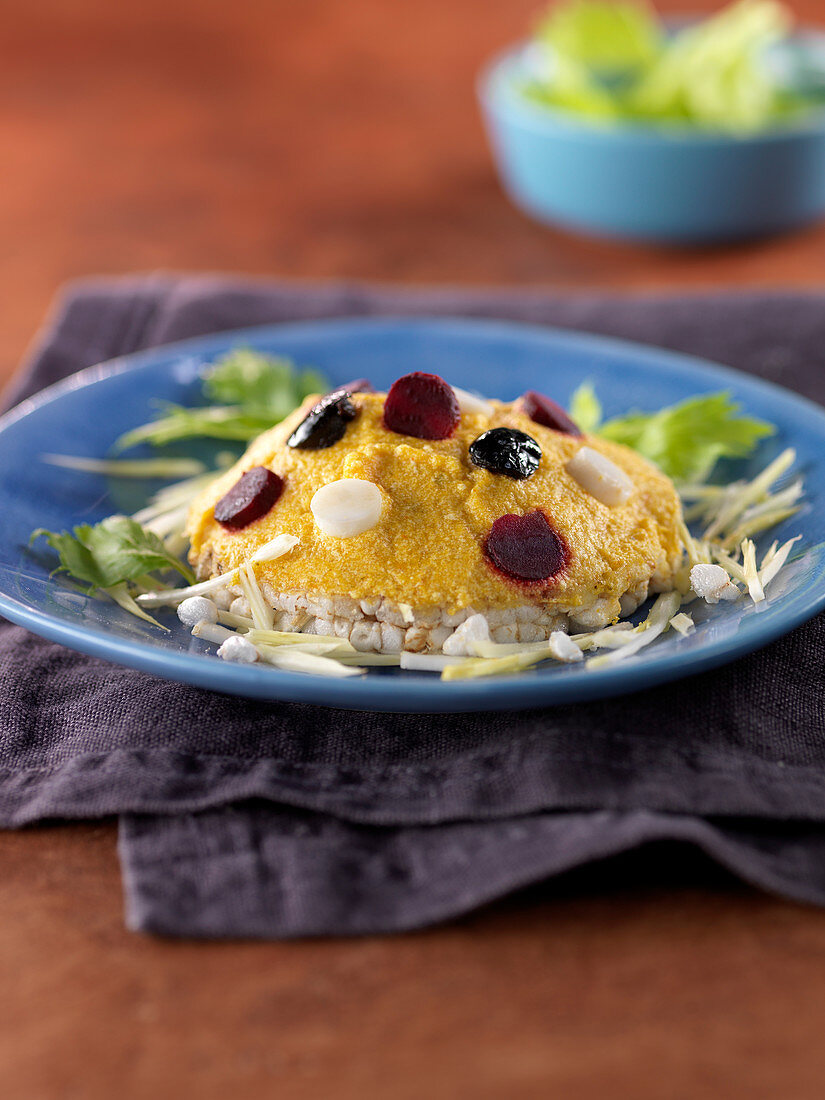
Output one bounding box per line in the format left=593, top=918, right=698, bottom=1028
left=136, top=535, right=299, bottom=609
left=41, top=455, right=207, bottom=479
left=257, top=645, right=365, bottom=678
left=239, top=562, right=275, bottom=631
left=670, top=613, right=694, bottom=637
left=440, top=592, right=683, bottom=681
left=760, top=535, right=802, bottom=586
left=701, top=448, right=797, bottom=541
left=585, top=592, right=682, bottom=669
left=674, top=446, right=803, bottom=609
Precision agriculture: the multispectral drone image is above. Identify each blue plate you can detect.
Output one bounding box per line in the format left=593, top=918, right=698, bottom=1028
left=0, top=317, right=823, bottom=713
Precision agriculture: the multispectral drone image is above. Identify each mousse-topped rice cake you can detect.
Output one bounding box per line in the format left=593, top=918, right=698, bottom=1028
left=186, top=372, right=684, bottom=654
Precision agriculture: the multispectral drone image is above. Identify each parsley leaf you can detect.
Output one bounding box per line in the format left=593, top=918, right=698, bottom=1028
left=115, top=349, right=328, bottom=451
left=31, top=515, right=195, bottom=591
left=203, top=349, right=327, bottom=421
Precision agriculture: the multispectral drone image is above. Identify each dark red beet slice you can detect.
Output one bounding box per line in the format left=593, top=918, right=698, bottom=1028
left=383, top=371, right=460, bottom=440
left=335, top=377, right=375, bottom=394
left=518, top=391, right=582, bottom=437
left=214, top=466, right=284, bottom=530
left=484, top=511, right=568, bottom=583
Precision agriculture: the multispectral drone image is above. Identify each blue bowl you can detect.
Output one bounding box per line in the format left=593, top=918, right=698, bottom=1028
left=478, top=39, right=825, bottom=243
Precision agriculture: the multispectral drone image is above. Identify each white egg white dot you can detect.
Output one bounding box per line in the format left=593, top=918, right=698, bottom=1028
left=310, top=478, right=384, bottom=538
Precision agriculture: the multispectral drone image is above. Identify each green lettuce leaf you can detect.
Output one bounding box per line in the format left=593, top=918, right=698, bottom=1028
left=520, top=57, right=622, bottom=122
left=523, top=0, right=809, bottom=132
left=31, top=515, right=195, bottom=590
left=628, top=0, right=795, bottom=130
left=536, top=0, right=661, bottom=73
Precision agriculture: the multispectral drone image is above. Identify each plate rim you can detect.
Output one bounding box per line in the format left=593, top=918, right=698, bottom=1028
left=2, top=314, right=824, bottom=713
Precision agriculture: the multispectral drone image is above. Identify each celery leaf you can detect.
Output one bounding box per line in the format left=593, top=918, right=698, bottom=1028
left=569, top=382, right=603, bottom=432
left=595, top=390, right=775, bottom=482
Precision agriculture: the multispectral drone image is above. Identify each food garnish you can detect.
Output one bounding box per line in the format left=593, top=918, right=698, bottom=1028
left=116, top=350, right=328, bottom=450
left=483, top=511, right=569, bottom=583
left=452, top=386, right=495, bottom=418
left=383, top=371, right=461, bottom=440
left=338, top=378, right=376, bottom=394
left=310, top=478, right=384, bottom=538
left=32, top=515, right=194, bottom=591
left=689, top=563, right=741, bottom=604
left=216, top=635, right=259, bottom=664
left=41, top=455, right=207, bottom=478
left=566, top=445, right=634, bottom=506
left=239, top=562, right=275, bottom=631
left=669, top=612, right=694, bottom=636
left=287, top=390, right=358, bottom=450
left=31, top=515, right=196, bottom=630
left=176, top=595, right=219, bottom=627
left=569, top=384, right=775, bottom=483
left=214, top=467, right=284, bottom=530
left=441, top=613, right=491, bottom=657
left=469, top=427, right=542, bottom=479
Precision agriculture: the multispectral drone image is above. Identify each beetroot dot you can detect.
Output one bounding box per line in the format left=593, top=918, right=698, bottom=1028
left=383, top=372, right=460, bottom=440
left=484, top=511, right=568, bottom=583
left=214, top=466, right=284, bottom=530
left=519, top=391, right=582, bottom=437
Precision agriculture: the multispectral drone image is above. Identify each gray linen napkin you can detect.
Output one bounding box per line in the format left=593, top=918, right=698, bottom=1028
left=2, top=276, right=825, bottom=938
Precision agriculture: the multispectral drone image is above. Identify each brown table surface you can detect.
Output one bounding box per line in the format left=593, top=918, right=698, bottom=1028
left=2, top=0, right=825, bottom=1096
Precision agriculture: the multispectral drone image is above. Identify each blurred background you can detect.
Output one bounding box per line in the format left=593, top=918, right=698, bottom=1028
left=2, top=0, right=823, bottom=380
left=3, top=4, right=825, bottom=1096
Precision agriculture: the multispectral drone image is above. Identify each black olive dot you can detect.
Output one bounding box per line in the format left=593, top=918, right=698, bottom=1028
left=288, top=391, right=357, bottom=450
left=469, top=427, right=541, bottom=480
